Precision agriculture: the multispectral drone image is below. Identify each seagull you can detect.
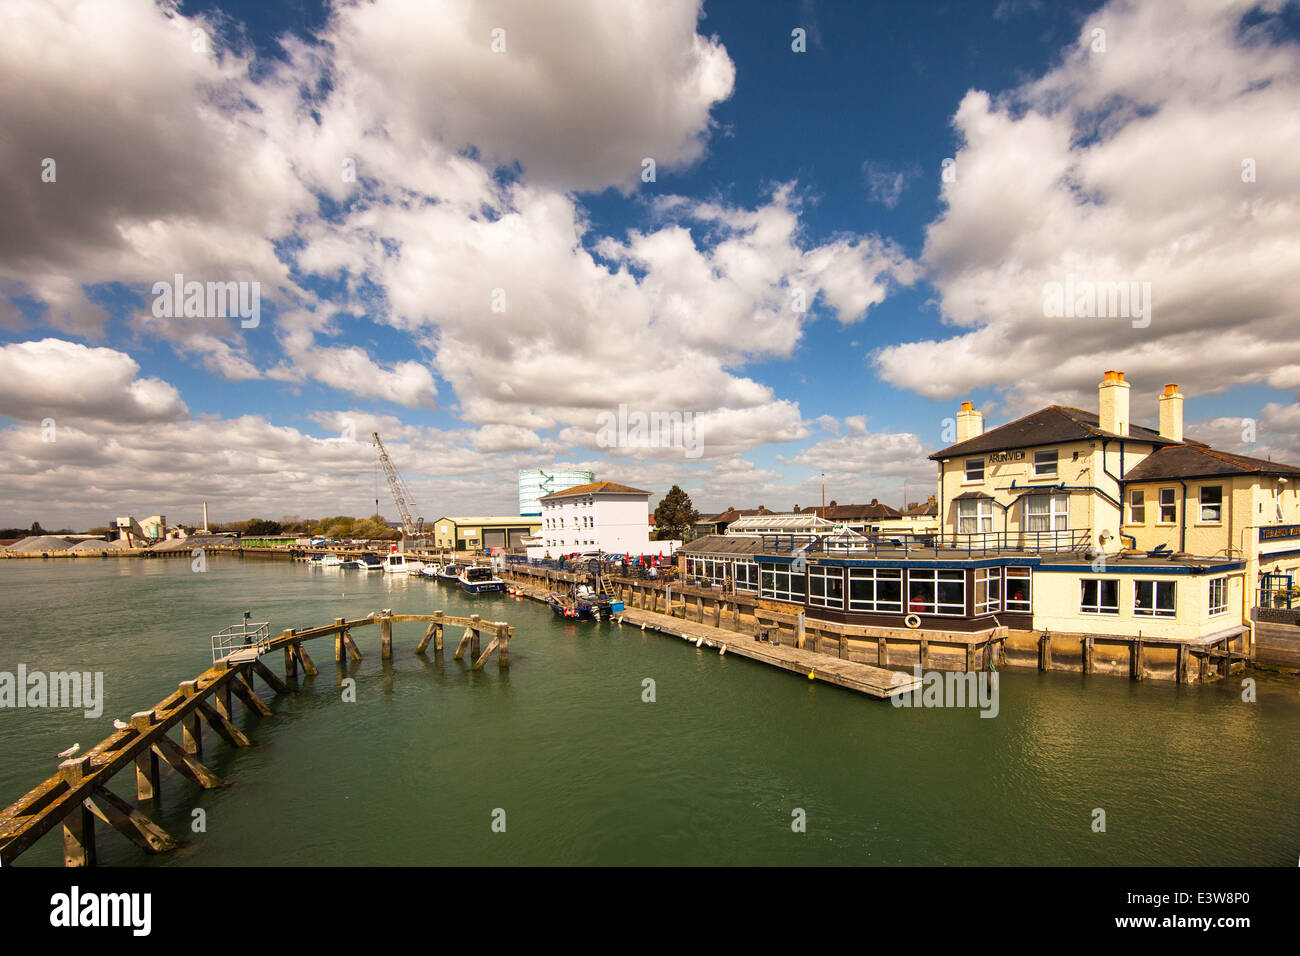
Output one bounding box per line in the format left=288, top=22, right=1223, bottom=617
left=112, top=719, right=128, bottom=730
left=57, top=743, right=80, bottom=758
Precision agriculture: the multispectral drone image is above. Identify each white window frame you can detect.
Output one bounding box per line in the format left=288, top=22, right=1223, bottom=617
left=1199, top=486, right=1223, bottom=524
left=734, top=561, right=758, bottom=593
left=760, top=563, right=805, bottom=603
left=974, top=567, right=1001, bottom=614
left=1129, top=489, right=1145, bottom=524
left=1208, top=577, right=1228, bottom=616
left=1158, top=488, right=1177, bottom=524
left=906, top=569, right=965, bottom=617
left=1024, top=494, right=1069, bottom=532
left=1080, top=578, right=1119, bottom=615
left=1004, top=568, right=1031, bottom=612
left=1033, top=449, right=1058, bottom=478
left=808, top=566, right=844, bottom=609
left=958, top=498, right=994, bottom=534
left=847, top=567, right=903, bottom=613
left=1134, top=579, right=1177, bottom=617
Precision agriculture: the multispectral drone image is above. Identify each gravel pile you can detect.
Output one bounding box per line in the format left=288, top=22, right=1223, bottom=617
left=4, top=535, right=75, bottom=552
left=67, top=538, right=126, bottom=551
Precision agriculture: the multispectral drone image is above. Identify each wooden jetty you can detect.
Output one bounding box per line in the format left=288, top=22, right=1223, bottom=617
left=0, top=610, right=513, bottom=867
left=502, top=572, right=919, bottom=699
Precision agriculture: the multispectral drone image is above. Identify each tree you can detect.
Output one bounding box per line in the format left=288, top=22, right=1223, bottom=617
left=244, top=518, right=283, bottom=536
left=653, top=485, right=699, bottom=540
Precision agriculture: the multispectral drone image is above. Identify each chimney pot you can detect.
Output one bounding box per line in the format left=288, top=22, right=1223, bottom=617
left=955, top=401, right=984, bottom=443
left=1098, top=370, right=1131, bottom=436
left=1159, top=382, right=1184, bottom=442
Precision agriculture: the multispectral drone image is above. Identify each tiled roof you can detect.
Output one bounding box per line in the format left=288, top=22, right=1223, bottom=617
left=930, top=405, right=1174, bottom=460
left=1122, top=445, right=1300, bottom=482
left=806, top=501, right=902, bottom=520
left=539, top=481, right=651, bottom=500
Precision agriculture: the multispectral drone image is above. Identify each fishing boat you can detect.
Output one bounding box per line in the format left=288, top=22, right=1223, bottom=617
left=547, top=591, right=597, bottom=620
left=417, top=564, right=440, bottom=578
left=344, top=553, right=383, bottom=571
left=320, top=554, right=345, bottom=567
left=436, top=563, right=464, bottom=582
left=458, top=565, right=506, bottom=594
left=547, top=585, right=624, bottom=621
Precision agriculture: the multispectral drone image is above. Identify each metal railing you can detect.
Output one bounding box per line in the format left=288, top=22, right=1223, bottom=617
left=1258, top=586, right=1299, bottom=610
left=210, top=620, right=271, bottom=664
left=751, top=529, right=1092, bottom=558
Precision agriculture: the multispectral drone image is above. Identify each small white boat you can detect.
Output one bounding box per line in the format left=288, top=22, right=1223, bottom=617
left=320, top=554, right=345, bottom=567
left=383, top=552, right=424, bottom=574
left=418, top=564, right=440, bottom=578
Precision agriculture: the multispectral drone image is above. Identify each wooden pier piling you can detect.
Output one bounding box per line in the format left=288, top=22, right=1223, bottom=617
left=0, top=607, right=514, bottom=868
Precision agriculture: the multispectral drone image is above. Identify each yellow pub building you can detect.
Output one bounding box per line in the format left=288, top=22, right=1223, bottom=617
left=679, top=371, right=1300, bottom=680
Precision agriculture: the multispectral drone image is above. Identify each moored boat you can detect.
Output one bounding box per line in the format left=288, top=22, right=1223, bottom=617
left=436, top=562, right=464, bottom=582
left=459, top=565, right=506, bottom=594
left=383, top=552, right=424, bottom=574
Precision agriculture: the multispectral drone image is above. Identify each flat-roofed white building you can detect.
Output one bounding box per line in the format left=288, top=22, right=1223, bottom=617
left=527, top=481, right=678, bottom=558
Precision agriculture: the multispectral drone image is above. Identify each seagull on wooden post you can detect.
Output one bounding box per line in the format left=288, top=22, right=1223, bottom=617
left=57, top=743, right=80, bottom=758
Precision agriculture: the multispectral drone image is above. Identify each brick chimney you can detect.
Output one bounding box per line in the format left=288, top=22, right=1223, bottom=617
left=1098, top=370, right=1130, bottom=436
left=1158, top=383, right=1183, bottom=442
left=955, top=401, right=984, bottom=443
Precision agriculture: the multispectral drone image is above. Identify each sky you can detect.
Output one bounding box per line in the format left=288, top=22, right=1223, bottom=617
left=2, top=0, right=1299, bottom=530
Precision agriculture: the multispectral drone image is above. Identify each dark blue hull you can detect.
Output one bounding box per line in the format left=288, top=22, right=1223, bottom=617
left=460, top=580, right=506, bottom=594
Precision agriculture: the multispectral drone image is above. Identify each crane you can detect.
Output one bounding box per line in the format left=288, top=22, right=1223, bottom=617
left=371, top=432, right=424, bottom=540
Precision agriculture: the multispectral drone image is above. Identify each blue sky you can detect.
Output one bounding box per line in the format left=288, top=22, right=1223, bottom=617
left=2, top=0, right=1299, bottom=528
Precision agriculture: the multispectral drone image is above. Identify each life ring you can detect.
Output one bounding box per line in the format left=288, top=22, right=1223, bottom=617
left=904, top=614, right=922, bottom=629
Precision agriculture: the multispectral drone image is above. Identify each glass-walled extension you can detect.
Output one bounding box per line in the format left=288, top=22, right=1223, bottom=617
left=677, top=534, right=1245, bottom=642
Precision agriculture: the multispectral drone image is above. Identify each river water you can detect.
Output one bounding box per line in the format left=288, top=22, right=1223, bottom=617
left=1, top=557, right=1296, bottom=866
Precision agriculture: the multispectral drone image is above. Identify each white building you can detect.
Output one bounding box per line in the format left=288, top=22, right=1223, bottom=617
left=527, top=481, right=678, bottom=559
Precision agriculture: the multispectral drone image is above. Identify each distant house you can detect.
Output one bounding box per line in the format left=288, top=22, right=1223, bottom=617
left=692, top=506, right=776, bottom=538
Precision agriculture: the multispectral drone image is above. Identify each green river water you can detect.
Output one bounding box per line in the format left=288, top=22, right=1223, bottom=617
left=0, top=557, right=1296, bottom=866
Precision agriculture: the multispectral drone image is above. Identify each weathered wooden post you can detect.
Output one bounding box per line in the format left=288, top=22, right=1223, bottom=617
left=180, top=680, right=202, bottom=756
left=59, top=755, right=96, bottom=867
left=282, top=628, right=297, bottom=678
left=334, top=617, right=346, bottom=663
left=416, top=610, right=443, bottom=655
left=796, top=610, right=806, bottom=649
left=877, top=636, right=888, bottom=667
left=131, top=711, right=160, bottom=802
left=1084, top=636, right=1095, bottom=675
left=381, top=614, right=393, bottom=660
left=497, top=624, right=510, bottom=667
left=470, top=614, right=482, bottom=659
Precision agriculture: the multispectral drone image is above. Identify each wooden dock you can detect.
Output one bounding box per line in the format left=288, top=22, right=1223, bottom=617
left=502, top=574, right=918, bottom=699
left=615, top=605, right=920, bottom=699
left=0, top=610, right=513, bottom=867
